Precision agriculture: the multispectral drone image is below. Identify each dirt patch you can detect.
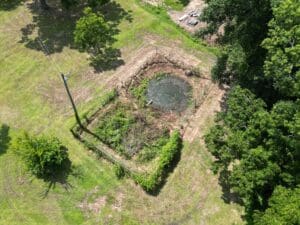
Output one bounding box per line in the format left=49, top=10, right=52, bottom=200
left=167, top=0, right=224, bottom=44
left=78, top=186, right=107, bottom=215
left=168, top=0, right=207, bottom=34
left=111, top=192, right=125, bottom=212
left=183, top=84, right=227, bottom=143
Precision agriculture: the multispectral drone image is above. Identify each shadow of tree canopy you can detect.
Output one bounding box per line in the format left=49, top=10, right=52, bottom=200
left=41, top=156, right=74, bottom=197
left=0, top=0, right=24, bottom=11
left=0, top=124, right=10, bottom=155
left=19, top=0, right=132, bottom=72
left=218, top=170, right=244, bottom=205
left=89, top=1, right=133, bottom=71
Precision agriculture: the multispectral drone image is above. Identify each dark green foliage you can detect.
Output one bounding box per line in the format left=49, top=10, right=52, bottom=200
left=113, top=164, right=125, bottom=179
left=203, top=0, right=300, bottom=222
left=200, top=0, right=273, bottom=99
left=134, top=131, right=182, bottom=191
left=0, top=124, right=10, bottom=155
left=262, top=0, right=300, bottom=98
left=218, top=86, right=266, bottom=131
left=11, top=132, right=70, bottom=178
left=74, top=7, right=113, bottom=65
left=94, top=107, right=134, bottom=157
left=0, top=0, right=23, bottom=11
left=205, top=91, right=300, bottom=219
left=87, top=0, right=109, bottom=8
left=60, top=0, right=78, bottom=9
left=253, top=186, right=300, bottom=225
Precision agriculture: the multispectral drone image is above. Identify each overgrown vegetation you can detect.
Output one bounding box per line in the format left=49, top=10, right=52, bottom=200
left=202, top=0, right=300, bottom=223
left=137, top=133, right=169, bottom=163
left=134, top=130, right=182, bottom=191
left=11, top=132, right=70, bottom=179
left=94, top=105, right=135, bottom=157
left=113, top=164, right=125, bottom=179
left=130, top=72, right=167, bottom=106
left=131, top=77, right=151, bottom=105
left=92, top=100, right=171, bottom=160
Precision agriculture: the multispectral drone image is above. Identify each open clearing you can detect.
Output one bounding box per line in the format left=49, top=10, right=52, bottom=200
left=0, top=0, right=244, bottom=224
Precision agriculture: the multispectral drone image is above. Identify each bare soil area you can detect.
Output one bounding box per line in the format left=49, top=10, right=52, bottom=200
left=168, top=0, right=207, bottom=34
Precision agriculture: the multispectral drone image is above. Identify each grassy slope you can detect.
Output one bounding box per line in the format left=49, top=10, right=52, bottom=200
left=0, top=0, right=243, bottom=224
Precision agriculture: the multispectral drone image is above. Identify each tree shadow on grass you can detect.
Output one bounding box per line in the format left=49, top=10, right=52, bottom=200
left=19, top=1, right=79, bottom=54
left=41, top=157, right=75, bottom=198
left=0, top=124, right=11, bottom=155
left=19, top=1, right=132, bottom=72
left=0, top=0, right=24, bottom=11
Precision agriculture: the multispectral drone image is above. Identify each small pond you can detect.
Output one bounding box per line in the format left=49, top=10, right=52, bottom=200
left=146, top=74, right=192, bottom=112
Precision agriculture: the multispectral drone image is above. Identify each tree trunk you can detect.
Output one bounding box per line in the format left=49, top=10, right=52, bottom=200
left=39, top=0, right=49, bottom=10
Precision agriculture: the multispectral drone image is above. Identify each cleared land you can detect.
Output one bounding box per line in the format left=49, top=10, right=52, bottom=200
left=0, top=0, right=244, bottom=224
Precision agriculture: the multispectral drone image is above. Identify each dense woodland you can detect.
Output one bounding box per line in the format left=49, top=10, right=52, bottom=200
left=201, top=0, right=300, bottom=223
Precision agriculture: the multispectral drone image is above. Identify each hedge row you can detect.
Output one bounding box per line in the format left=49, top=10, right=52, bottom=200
left=133, top=130, right=182, bottom=191
left=72, top=116, right=182, bottom=191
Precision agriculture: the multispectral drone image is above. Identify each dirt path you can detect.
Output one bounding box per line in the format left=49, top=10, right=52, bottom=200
left=183, top=83, right=226, bottom=143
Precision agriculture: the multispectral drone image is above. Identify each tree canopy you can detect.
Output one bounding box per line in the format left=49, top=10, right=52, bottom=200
left=262, top=0, right=300, bottom=98
left=74, top=7, right=113, bottom=67
left=200, top=0, right=273, bottom=98
left=253, top=186, right=300, bottom=225
left=202, top=0, right=300, bottom=223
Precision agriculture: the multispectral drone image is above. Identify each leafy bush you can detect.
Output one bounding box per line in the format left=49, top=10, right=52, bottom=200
left=11, top=132, right=69, bottom=178
left=134, top=130, right=182, bottom=191
left=74, top=7, right=112, bottom=54
left=113, top=164, right=125, bottom=179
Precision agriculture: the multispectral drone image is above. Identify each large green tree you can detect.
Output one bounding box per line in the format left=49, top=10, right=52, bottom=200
left=74, top=7, right=112, bottom=67
left=206, top=86, right=300, bottom=218
left=199, top=0, right=273, bottom=99
left=253, top=186, right=300, bottom=225
left=262, top=0, right=300, bottom=98
left=203, top=0, right=300, bottom=220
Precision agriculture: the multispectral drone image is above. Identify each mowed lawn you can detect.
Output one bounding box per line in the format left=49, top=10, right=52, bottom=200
left=0, top=0, right=244, bottom=224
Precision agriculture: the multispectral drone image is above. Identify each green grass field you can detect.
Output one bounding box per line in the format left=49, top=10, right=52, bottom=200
left=0, top=0, right=243, bottom=224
